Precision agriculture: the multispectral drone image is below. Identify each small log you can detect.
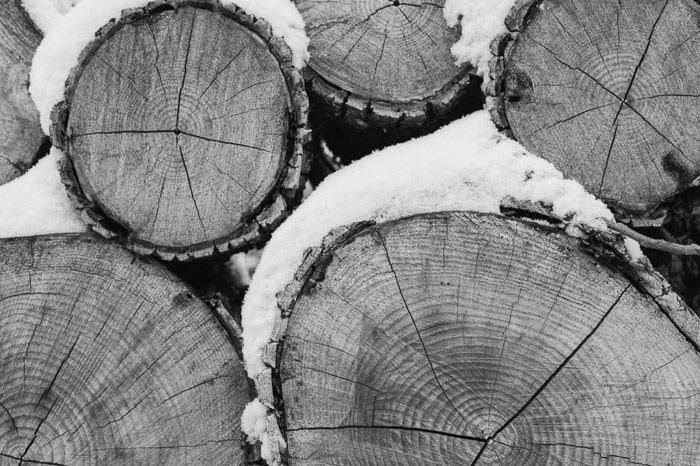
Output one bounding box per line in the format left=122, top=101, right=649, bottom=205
left=51, top=0, right=309, bottom=260
left=488, top=0, right=700, bottom=218
left=0, top=0, right=48, bottom=184
left=259, top=211, right=700, bottom=464
left=299, top=0, right=481, bottom=156
left=0, top=233, right=250, bottom=464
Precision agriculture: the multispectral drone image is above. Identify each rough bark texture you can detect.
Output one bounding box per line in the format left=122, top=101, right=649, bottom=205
left=52, top=0, right=310, bottom=261
left=0, top=233, right=250, bottom=464
left=254, top=210, right=700, bottom=465
left=0, top=0, right=48, bottom=185
left=488, top=0, right=700, bottom=218
left=298, top=0, right=481, bottom=151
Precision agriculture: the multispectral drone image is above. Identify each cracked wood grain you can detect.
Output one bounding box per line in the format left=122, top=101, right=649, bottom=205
left=489, top=0, right=700, bottom=217
left=51, top=0, right=310, bottom=261
left=0, top=234, right=249, bottom=465
left=298, top=0, right=478, bottom=133
left=257, top=211, right=700, bottom=464
left=0, top=0, right=47, bottom=184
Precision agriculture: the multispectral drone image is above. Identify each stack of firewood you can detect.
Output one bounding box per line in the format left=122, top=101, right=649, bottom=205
left=0, top=0, right=699, bottom=464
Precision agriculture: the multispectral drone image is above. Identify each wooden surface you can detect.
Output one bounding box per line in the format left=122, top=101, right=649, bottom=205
left=0, top=234, right=249, bottom=464
left=266, top=211, right=700, bottom=464
left=0, top=0, right=46, bottom=184
left=298, top=0, right=476, bottom=130
left=53, top=1, right=309, bottom=260
left=490, top=0, right=700, bottom=215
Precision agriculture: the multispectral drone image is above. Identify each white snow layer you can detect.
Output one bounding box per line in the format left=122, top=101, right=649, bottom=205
left=241, top=110, right=615, bottom=380
left=21, top=0, right=82, bottom=34
left=0, top=147, right=85, bottom=238
left=444, top=0, right=516, bottom=76
left=241, top=398, right=276, bottom=460
left=29, top=0, right=309, bottom=135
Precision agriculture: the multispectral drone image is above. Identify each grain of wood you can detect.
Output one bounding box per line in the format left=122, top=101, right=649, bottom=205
left=0, top=0, right=47, bottom=184
left=52, top=0, right=309, bottom=260
left=299, top=0, right=476, bottom=131
left=259, top=211, right=700, bottom=464
left=0, top=234, right=249, bottom=464
left=489, top=0, right=700, bottom=217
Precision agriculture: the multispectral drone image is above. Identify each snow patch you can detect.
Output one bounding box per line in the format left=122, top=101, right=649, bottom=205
left=21, top=0, right=81, bottom=34
left=29, top=0, right=309, bottom=135
left=624, top=237, right=644, bottom=261
left=444, top=0, right=516, bottom=77
left=0, top=147, right=85, bottom=238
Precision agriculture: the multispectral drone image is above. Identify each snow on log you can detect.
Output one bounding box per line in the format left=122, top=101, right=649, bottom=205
left=50, top=0, right=309, bottom=260
left=0, top=233, right=250, bottom=464
left=488, top=0, right=700, bottom=219
left=299, top=0, right=479, bottom=135
left=0, top=0, right=47, bottom=185
left=256, top=210, right=700, bottom=464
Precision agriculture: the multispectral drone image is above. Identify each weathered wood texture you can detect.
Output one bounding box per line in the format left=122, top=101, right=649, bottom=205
left=52, top=0, right=309, bottom=261
left=0, top=0, right=47, bottom=184
left=256, top=211, right=700, bottom=465
left=298, top=0, right=479, bottom=136
left=0, top=234, right=249, bottom=465
left=489, top=0, right=700, bottom=217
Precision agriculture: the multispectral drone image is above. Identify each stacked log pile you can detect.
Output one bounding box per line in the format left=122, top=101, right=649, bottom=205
left=0, top=0, right=699, bottom=465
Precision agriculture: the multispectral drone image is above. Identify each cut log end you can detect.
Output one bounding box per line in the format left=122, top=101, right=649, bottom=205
left=300, top=0, right=477, bottom=131
left=489, top=0, right=700, bottom=216
left=52, top=0, right=309, bottom=260
left=0, top=234, right=249, bottom=464
left=262, top=211, right=700, bottom=464
left=0, top=0, right=46, bottom=185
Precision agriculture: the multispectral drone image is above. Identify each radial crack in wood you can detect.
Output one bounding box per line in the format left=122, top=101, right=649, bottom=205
left=298, top=0, right=479, bottom=135
left=262, top=211, right=700, bottom=465
left=489, top=0, right=700, bottom=217
left=0, top=234, right=250, bottom=465
left=0, top=0, right=47, bottom=185
left=51, top=0, right=309, bottom=260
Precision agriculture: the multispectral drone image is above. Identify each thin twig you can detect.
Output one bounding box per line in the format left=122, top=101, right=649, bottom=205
left=605, top=219, right=700, bottom=256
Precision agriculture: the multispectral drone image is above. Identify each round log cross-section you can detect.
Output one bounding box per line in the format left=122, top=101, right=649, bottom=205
left=264, top=212, right=700, bottom=464
left=489, top=0, right=700, bottom=216
left=0, top=234, right=249, bottom=464
left=0, top=0, right=47, bottom=184
left=299, top=0, right=477, bottom=133
left=52, top=1, right=309, bottom=260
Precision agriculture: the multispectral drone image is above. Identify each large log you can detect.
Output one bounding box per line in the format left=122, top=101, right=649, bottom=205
left=488, top=0, right=700, bottom=219
left=257, top=211, right=700, bottom=464
left=0, top=0, right=47, bottom=184
left=0, top=234, right=250, bottom=464
left=51, top=0, right=309, bottom=260
left=298, top=0, right=481, bottom=159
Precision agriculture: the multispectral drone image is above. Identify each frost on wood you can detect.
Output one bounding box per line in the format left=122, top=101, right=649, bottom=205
left=46, top=0, right=310, bottom=260
left=0, top=0, right=46, bottom=185
left=298, top=0, right=478, bottom=132
left=488, top=0, right=700, bottom=218
left=251, top=211, right=700, bottom=465
left=0, top=234, right=250, bottom=464
left=0, top=147, right=84, bottom=238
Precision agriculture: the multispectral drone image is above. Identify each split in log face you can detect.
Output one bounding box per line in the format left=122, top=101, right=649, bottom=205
left=0, top=234, right=249, bottom=465
left=273, top=212, right=700, bottom=464
left=0, top=0, right=47, bottom=184
left=491, top=0, right=700, bottom=215
left=299, top=0, right=477, bottom=131
left=53, top=1, right=309, bottom=260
